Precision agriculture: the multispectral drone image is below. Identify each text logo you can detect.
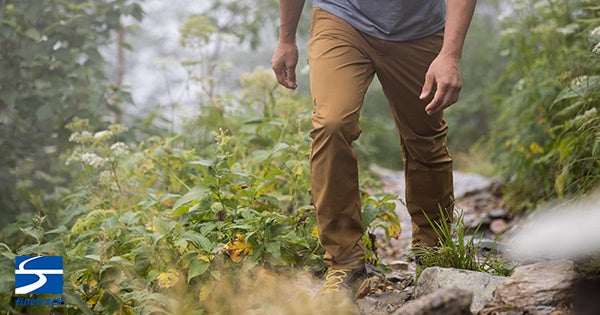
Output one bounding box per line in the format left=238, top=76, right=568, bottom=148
left=15, top=256, right=63, bottom=294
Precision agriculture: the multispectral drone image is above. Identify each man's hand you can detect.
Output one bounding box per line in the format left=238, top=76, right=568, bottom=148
left=272, top=0, right=305, bottom=90
left=272, top=41, right=299, bottom=90
left=420, top=54, right=463, bottom=116
left=421, top=0, right=476, bottom=116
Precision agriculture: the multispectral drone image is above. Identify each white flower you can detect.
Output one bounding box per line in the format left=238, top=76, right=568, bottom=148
left=593, top=42, right=600, bottom=56
left=500, top=28, right=518, bottom=37
left=68, top=131, right=93, bottom=143
left=94, top=130, right=113, bottom=141
left=65, top=151, right=80, bottom=165
left=68, top=133, right=79, bottom=142
left=513, top=78, right=526, bottom=92
left=570, top=75, right=589, bottom=89
left=110, top=142, right=130, bottom=156
left=557, top=24, right=580, bottom=36
left=80, top=153, right=105, bottom=169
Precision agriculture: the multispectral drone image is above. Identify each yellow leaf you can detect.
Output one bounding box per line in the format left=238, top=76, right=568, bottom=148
left=389, top=222, right=402, bottom=239
left=87, top=277, right=98, bottom=287
left=198, top=282, right=213, bottom=301
left=223, top=234, right=253, bottom=263
left=141, top=159, right=155, bottom=172
left=157, top=270, right=180, bottom=289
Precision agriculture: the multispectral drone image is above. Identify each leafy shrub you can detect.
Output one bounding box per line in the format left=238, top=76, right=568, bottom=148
left=0, top=0, right=143, bottom=228
left=0, top=68, right=401, bottom=313
left=489, top=0, right=600, bottom=210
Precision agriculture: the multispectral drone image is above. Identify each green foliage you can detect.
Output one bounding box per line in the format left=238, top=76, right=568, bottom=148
left=0, top=0, right=143, bottom=228
left=488, top=0, right=600, bottom=210
left=0, top=67, right=400, bottom=313
left=414, top=208, right=513, bottom=278
left=445, top=2, right=505, bottom=152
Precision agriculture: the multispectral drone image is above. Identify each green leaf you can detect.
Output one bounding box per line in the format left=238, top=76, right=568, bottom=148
left=361, top=203, right=379, bottom=229
left=555, top=167, right=569, bottom=199
left=188, top=258, right=210, bottom=282
left=265, top=241, right=281, bottom=259
left=20, top=226, right=43, bottom=242
left=99, top=290, right=122, bottom=313
left=182, top=231, right=213, bottom=251
left=85, top=255, right=102, bottom=262
left=189, top=159, right=214, bottom=167
left=118, top=211, right=140, bottom=225
left=146, top=269, right=161, bottom=283
left=63, top=291, right=94, bottom=315
left=24, top=28, right=41, bottom=41
left=173, top=186, right=207, bottom=210
left=0, top=243, right=11, bottom=253
left=36, top=104, right=53, bottom=121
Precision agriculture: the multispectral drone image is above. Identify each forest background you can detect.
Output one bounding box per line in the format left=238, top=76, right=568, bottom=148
left=0, top=0, right=598, bottom=313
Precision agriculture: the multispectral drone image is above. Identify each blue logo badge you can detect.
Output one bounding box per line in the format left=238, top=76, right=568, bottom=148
left=15, top=256, right=63, bottom=294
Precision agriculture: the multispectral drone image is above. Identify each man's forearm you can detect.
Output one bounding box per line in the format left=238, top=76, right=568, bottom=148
left=278, top=0, right=306, bottom=43
left=440, top=0, right=477, bottom=59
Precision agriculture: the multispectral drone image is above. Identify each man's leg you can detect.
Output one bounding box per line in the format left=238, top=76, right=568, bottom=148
left=372, top=31, right=454, bottom=248
left=307, top=8, right=376, bottom=269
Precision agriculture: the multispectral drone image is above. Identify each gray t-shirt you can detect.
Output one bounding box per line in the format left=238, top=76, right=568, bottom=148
left=312, top=0, right=446, bottom=41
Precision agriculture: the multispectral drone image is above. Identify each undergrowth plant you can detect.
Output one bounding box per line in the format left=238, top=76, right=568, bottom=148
left=489, top=0, right=600, bottom=210
left=413, top=207, right=514, bottom=278
left=0, top=68, right=401, bottom=314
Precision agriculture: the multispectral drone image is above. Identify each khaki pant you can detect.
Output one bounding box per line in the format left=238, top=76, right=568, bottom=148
left=308, top=8, right=454, bottom=269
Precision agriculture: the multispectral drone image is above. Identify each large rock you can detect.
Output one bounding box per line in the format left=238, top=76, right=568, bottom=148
left=479, top=260, right=577, bottom=315
left=416, top=267, right=506, bottom=313
left=393, top=286, right=473, bottom=315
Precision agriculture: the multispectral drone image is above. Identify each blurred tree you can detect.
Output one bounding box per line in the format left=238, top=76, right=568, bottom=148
left=0, top=0, right=143, bottom=229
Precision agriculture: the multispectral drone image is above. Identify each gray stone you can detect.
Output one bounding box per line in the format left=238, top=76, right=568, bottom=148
left=453, top=172, right=494, bottom=199
left=416, top=267, right=506, bottom=313
left=357, top=291, right=408, bottom=315
left=489, top=207, right=509, bottom=219
left=393, top=286, right=473, bottom=315
left=479, top=260, right=577, bottom=315
left=387, top=260, right=410, bottom=272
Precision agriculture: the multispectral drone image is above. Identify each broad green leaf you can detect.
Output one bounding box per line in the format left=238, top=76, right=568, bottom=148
left=361, top=203, right=379, bottom=229
left=118, top=211, right=140, bottom=225
left=99, top=289, right=122, bottom=313
left=265, top=241, right=281, bottom=259
left=24, top=28, right=41, bottom=41
left=20, top=226, right=43, bottom=242
left=63, top=291, right=94, bottom=315
left=172, top=186, right=207, bottom=210
left=188, top=258, right=210, bottom=282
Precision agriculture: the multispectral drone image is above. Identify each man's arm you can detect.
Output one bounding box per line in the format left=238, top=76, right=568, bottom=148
left=272, top=0, right=306, bottom=90
left=421, top=0, right=477, bottom=116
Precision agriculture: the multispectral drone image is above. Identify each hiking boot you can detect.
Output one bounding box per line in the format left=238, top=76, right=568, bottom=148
left=320, top=267, right=371, bottom=300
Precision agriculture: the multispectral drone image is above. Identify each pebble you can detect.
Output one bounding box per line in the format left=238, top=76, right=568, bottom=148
left=490, top=218, right=509, bottom=234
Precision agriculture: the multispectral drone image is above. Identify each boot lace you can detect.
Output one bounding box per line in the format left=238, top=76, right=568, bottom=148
left=321, top=268, right=351, bottom=294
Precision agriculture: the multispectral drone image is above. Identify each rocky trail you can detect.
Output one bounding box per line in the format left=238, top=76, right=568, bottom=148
left=354, top=167, right=600, bottom=315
